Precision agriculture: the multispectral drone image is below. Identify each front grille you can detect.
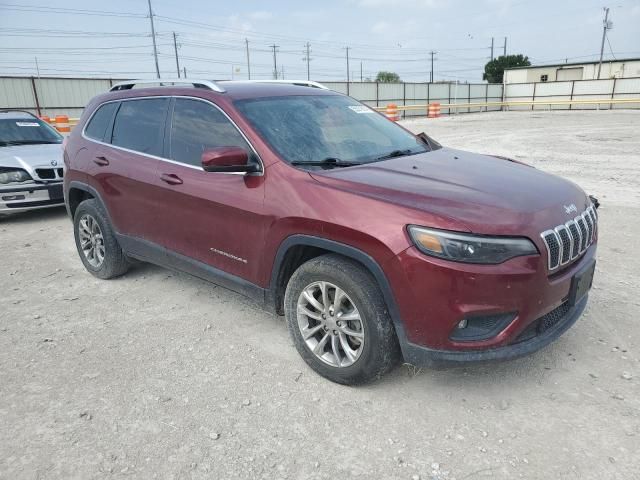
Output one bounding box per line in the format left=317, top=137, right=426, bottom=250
left=36, top=168, right=55, bottom=179
left=34, top=167, right=63, bottom=181
left=540, top=205, right=597, bottom=271
left=538, top=302, right=571, bottom=333
left=513, top=301, right=571, bottom=344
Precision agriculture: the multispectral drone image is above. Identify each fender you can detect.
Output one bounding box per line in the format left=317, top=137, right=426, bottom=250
left=268, top=234, right=410, bottom=353
left=66, top=181, right=111, bottom=222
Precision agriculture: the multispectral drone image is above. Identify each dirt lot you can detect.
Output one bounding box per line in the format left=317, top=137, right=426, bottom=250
left=1, top=110, right=639, bottom=480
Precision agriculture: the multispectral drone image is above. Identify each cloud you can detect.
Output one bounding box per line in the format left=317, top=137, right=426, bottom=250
left=371, top=21, right=391, bottom=34
left=357, top=0, right=438, bottom=8
left=249, top=11, right=273, bottom=21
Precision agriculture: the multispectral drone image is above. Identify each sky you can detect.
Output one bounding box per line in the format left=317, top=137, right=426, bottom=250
left=1, top=0, right=639, bottom=83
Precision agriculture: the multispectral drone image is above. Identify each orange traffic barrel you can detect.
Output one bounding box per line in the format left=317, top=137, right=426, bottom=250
left=385, top=103, right=399, bottom=121
left=55, top=115, right=71, bottom=135
left=427, top=103, right=441, bottom=118
left=40, top=115, right=51, bottom=124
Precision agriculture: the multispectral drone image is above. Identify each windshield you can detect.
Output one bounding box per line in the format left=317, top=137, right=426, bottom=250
left=0, top=117, right=63, bottom=147
left=234, top=95, right=427, bottom=167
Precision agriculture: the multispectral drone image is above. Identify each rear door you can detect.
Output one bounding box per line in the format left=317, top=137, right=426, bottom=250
left=86, top=97, right=170, bottom=243
left=152, top=97, right=266, bottom=285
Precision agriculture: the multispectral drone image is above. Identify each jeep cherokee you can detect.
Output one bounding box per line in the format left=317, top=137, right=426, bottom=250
left=63, top=79, right=598, bottom=384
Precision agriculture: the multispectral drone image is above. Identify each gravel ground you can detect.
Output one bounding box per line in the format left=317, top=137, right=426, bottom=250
left=1, top=110, right=639, bottom=480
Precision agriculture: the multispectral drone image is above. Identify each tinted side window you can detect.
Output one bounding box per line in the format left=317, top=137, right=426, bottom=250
left=84, top=102, right=118, bottom=142
left=170, top=98, right=253, bottom=166
left=111, top=98, right=169, bottom=156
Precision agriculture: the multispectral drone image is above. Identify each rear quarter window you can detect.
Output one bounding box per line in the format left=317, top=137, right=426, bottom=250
left=84, top=102, right=118, bottom=142
left=110, top=98, right=169, bottom=156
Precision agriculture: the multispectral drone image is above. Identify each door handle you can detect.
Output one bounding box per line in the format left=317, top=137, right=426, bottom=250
left=160, top=173, right=183, bottom=185
left=93, top=156, right=109, bottom=166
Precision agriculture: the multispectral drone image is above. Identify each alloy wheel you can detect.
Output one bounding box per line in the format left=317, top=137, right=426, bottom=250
left=78, top=213, right=105, bottom=268
left=296, top=281, right=365, bottom=367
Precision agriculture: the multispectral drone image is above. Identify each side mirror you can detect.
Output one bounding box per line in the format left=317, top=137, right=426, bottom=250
left=201, top=147, right=260, bottom=174
left=416, top=132, right=442, bottom=151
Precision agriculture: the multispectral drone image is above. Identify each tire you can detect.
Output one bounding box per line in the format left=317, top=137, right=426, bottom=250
left=73, top=199, right=129, bottom=279
left=284, top=254, right=400, bottom=385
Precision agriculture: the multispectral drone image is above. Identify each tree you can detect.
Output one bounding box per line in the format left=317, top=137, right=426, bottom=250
left=483, top=54, right=530, bottom=83
left=375, top=71, right=401, bottom=83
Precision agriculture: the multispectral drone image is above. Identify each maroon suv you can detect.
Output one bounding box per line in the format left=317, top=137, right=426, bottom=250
left=64, top=79, right=597, bottom=384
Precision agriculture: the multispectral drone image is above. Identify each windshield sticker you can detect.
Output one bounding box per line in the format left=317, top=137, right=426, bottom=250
left=348, top=105, right=374, bottom=114
left=16, top=122, right=41, bottom=127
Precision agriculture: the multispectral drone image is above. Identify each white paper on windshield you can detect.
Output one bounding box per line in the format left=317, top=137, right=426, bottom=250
left=348, top=105, right=374, bottom=114
left=16, top=122, right=41, bottom=127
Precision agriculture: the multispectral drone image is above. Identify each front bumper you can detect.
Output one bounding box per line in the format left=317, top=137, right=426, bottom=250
left=383, top=241, right=596, bottom=365
left=0, top=182, right=64, bottom=214
left=402, top=294, right=588, bottom=367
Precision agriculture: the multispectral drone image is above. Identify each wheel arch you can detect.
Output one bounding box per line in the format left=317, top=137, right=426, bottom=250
left=267, top=234, right=409, bottom=349
left=67, top=181, right=111, bottom=224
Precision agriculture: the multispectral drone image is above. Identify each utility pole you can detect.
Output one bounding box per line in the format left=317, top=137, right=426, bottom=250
left=303, top=42, right=312, bottom=80
left=360, top=61, right=363, bottom=82
left=281, top=64, right=284, bottom=80
left=183, top=66, right=187, bottom=78
left=429, top=51, right=436, bottom=83
left=597, top=7, right=611, bottom=79
left=270, top=44, right=279, bottom=80
left=147, top=0, right=160, bottom=78
left=345, top=47, right=351, bottom=82
left=34, top=56, right=40, bottom=78
left=172, top=32, right=180, bottom=78
left=245, top=38, right=251, bottom=80
left=503, top=37, right=507, bottom=56
left=490, top=37, right=494, bottom=61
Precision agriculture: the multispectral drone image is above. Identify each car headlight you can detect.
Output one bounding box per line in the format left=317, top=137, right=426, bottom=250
left=408, top=225, right=538, bottom=264
left=0, top=168, right=32, bottom=184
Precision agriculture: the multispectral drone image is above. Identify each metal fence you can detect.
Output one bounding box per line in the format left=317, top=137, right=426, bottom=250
left=322, top=82, right=504, bottom=117
left=1, top=75, right=639, bottom=118
left=504, top=77, right=640, bottom=110
left=0, top=76, right=121, bottom=118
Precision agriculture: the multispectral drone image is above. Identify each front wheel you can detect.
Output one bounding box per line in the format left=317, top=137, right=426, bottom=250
left=284, top=254, right=400, bottom=385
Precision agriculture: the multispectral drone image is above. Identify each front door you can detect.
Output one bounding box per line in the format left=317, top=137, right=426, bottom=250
left=153, top=97, right=266, bottom=286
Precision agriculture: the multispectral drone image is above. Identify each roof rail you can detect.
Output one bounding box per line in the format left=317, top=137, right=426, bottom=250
left=109, top=79, right=225, bottom=93
left=0, top=108, right=39, bottom=118
left=219, top=80, right=329, bottom=90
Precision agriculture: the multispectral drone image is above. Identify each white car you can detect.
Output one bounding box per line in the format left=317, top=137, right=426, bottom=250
left=0, top=110, right=65, bottom=215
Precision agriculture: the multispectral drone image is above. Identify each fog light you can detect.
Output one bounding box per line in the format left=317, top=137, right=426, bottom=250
left=449, top=312, right=517, bottom=342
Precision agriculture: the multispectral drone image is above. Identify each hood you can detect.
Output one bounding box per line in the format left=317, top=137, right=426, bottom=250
left=0, top=143, right=64, bottom=180
left=309, top=147, right=589, bottom=235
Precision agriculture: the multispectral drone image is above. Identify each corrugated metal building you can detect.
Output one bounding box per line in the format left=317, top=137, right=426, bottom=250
left=504, top=58, right=640, bottom=84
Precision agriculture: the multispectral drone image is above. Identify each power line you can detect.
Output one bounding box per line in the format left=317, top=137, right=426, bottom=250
left=0, top=3, right=146, bottom=18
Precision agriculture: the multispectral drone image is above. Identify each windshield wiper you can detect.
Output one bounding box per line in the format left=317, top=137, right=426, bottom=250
left=291, top=157, right=362, bottom=168
left=375, top=149, right=422, bottom=161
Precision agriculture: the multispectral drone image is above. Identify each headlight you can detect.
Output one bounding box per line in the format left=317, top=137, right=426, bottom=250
left=0, top=168, right=32, bottom=184
left=408, top=225, right=538, bottom=264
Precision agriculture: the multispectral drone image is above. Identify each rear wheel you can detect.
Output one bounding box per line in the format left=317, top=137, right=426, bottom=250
left=73, top=199, right=129, bottom=279
left=284, top=254, right=400, bottom=385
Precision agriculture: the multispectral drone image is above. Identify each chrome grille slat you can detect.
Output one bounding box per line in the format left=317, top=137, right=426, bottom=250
left=555, top=225, right=572, bottom=265
left=541, top=204, right=597, bottom=272
left=576, top=216, right=588, bottom=253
